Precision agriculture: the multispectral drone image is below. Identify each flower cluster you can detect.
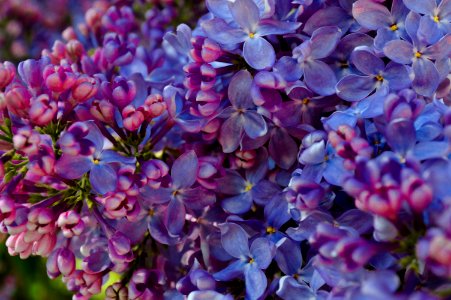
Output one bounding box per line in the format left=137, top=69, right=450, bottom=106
left=0, top=0, right=450, bottom=299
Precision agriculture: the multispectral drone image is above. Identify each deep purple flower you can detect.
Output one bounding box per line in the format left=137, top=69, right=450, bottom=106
left=218, top=70, right=268, bottom=153
left=276, top=26, right=342, bottom=95
left=55, top=121, right=136, bottom=194
left=336, top=47, right=410, bottom=102
left=214, top=223, right=276, bottom=300
left=141, top=150, right=215, bottom=236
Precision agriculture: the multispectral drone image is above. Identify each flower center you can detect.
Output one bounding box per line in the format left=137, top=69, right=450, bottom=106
left=415, top=51, right=422, bottom=58
left=389, top=24, right=398, bottom=31
left=266, top=226, right=277, bottom=234
left=375, top=74, right=384, bottom=81
left=92, top=159, right=100, bottom=164
left=248, top=32, right=255, bottom=38
left=248, top=257, right=255, bottom=264
left=244, top=182, right=253, bottom=192
left=433, top=15, right=440, bottom=23
left=302, top=98, right=310, bottom=105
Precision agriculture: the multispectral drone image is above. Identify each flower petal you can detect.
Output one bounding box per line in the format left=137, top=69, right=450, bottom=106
left=219, top=115, right=244, bottom=153
left=350, top=48, right=385, bottom=75
left=275, top=238, right=302, bottom=275
left=383, top=40, right=414, bottom=64
left=228, top=0, right=260, bottom=33
left=164, top=198, right=186, bottom=236
left=243, top=111, right=268, bottom=139
left=243, top=37, right=276, bottom=70
left=228, top=70, right=254, bottom=109
left=171, top=150, right=198, bottom=189
left=303, top=60, right=337, bottom=96
left=250, top=238, right=275, bottom=269
left=244, top=264, right=267, bottom=300
left=222, top=192, right=253, bottom=214
left=309, top=26, right=342, bottom=59
left=178, top=187, right=216, bottom=210
left=336, top=74, right=376, bottom=102
left=257, top=19, right=301, bottom=36
left=213, top=260, right=246, bottom=281
left=201, top=18, right=247, bottom=45
left=385, top=119, right=416, bottom=156
left=90, top=164, right=117, bottom=195
left=218, top=223, right=250, bottom=258
left=55, top=155, right=92, bottom=179
left=412, top=58, right=440, bottom=97
left=352, top=0, right=392, bottom=30
left=403, top=0, right=436, bottom=15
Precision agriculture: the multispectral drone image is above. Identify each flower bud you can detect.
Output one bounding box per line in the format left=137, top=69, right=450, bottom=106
left=71, top=75, right=98, bottom=103
left=29, top=94, right=57, bottom=126
left=0, top=61, right=16, bottom=89
left=43, top=65, right=77, bottom=93
left=57, top=211, right=85, bottom=238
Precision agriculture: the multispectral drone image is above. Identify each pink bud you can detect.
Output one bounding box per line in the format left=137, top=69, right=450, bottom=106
left=90, top=99, right=115, bottom=123
left=0, top=195, right=16, bottom=225
left=122, top=105, right=144, bottom=131
left=143, top=94, right=166, bottom=119
left=71, top=75, right=98, bottom=103
left=29, top=94, right=57, bottom=126
left=43, top=65, right=77, bottom=93
left=58, top=248, right=76, bottom=276
left=0, top=61, right=16, bottom=89
left=57, top=210, right=85, bottom=238
left=13, top=127, right=41, bottom=156
left=5, top=83, right=32, bottom=117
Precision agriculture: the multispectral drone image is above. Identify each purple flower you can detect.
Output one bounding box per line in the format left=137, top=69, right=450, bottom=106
left=352, top=0, right=409, bottom=49
left=202, top=0, right=300, bottom=69
left=218, top=70, right=268, bottom=153
left=216, top=151, right=279, bottom=214
left=276, top=26, right=342, bottom=95
left=336, top=47, right=411, bottom=102
left=55, top=121, right=136, bottom=194
left=403, top=0, right=451, bottom=44
left=214, top=223, right=276, bottom=300
left=141, top=150, right=215, bottom=236
left=383, top=13, right=450, bottom=97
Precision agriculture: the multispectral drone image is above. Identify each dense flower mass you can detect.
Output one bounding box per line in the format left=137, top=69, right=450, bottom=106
left=0, top=0, right=450, bottom=299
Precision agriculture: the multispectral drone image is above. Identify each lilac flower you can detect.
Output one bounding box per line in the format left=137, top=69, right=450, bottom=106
left=214, top=223, right=276, bottom=300
left=55, top=121, right=136, bottom=194
left=216, top=151, right=279, bottom=214
left=202, top=0, right=300, bottom=69
left=336, top=47, right=411, bottom=102
left=141, top=151, right=215, bottom=236
left=403, top=0, right=451, bottom=44
left=276, top=26, right=342, bottom=95
left=352, top=0, right=409, bottom=49
left=383, top=14, right=450, bottom=97
left=218, top=70, right=268, bottom=153
left=298, top=131, right=351, bottom=186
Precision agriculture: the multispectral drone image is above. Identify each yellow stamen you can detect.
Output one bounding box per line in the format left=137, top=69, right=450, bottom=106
left=415, top=51, right=422, bottom=58
left=249, top=32, right=255, bottom=38
left=375, top=74, right=384, bottom=81
left=302, top=98, right=310, bottom=105
left=248, top=258, right=255, bottom=264
left=266, top=226, right=277, bottom=234
left=93, top=159, right=100, bottom=165
left=244, top=182, right=253, bottom=192
left=389, top=24, right=398, bottom=31
left=433, top=15, right=440, bottom=23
